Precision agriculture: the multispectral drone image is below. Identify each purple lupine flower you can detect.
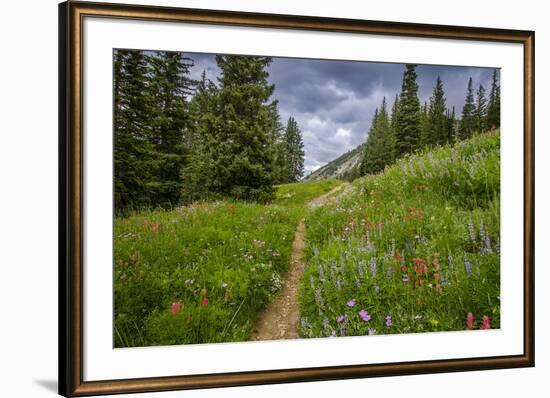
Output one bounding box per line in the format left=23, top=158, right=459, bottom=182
left=479, top=221, right=486, bottom=243
left=312, top=246, right=319, bottom=257
left=464, top=259, right=472, bottom=275
left=317, top=263, right=325, bottom=280
left=374, top=285, right=380, bottom=294
left=355, top=277, right=361, bottom=288
left=336, top=315, right=346, bottom=323
left=336, top=276, right=341, bottom=290
left=368, top=328, right=376, bottom=335
left=484, top=234, right=493, bottom=254
left=358, top=309, right=371, bottom=322
left=468, top=219, right=476, bottom=244
left=347, top=299, right=356, bottom=307
left=314, top=288, right=325, bottom=310
left=385, top=315, right=393, bottom=328
left=339, top=325, right=347, bottom=337
left=370, top=257, right=377, bottom=277
left=330, top=259, right=337, bottom=278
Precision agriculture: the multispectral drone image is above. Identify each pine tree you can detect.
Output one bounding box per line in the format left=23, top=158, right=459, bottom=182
left=474, top=84, right=487, bottom=134
left=394, top=65, right=421, bottom=158
left=113, top=49, right=156, bottom=213
left=458, top=77, right=476, bottom=140
left=419, top=102, right=430, bottom=147
left=486, top=69, right=500, bottom=129
left=389, top=94, right=400, bottom=156
left=428, top=76, right=448, bottom=145
left=446, top=106, right=456, bottom=143
left=182, top=70, right=220, bottom=202
left=212, top=55, right=278, bottom=202
left=284, top=117, right=305, bottom=182
left=361, top=97, right=393, bottom=175
left=148, top=51, right=195, bottom=206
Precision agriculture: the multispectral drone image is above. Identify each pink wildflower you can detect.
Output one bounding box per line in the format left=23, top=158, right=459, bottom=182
left=480, top=315, right=491, bottom=330
left=466, top=312, right=475, bottom=330
left=171, top=302, right=182, bottom=315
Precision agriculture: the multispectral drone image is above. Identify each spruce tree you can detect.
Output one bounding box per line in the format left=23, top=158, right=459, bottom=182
left=361, top=97, right=393, bottom=175
left=474, top=84, right=487, bottom=134
left=458, top=77, right=476, bottom=140
left=486, top=69, right=501, bottom=129
left=419, top=102, right=430, bottom=147
left=428, top=76, right=448, bottom=145
left=446, top=106, right=456, bottom=143
left=212, top=55, right=278, bottom=202
left=182, top=70, right=220, bottom=202
left=113, top=49, right=156, bottom=213
left=394, top=65, right=421, bottom=158
left=148, top=51, right=195, bottom=207
left=284, top=117, right=305, bottom=182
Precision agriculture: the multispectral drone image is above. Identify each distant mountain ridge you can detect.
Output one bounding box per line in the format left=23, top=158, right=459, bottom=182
left=304, top=143, right=364, bottom=181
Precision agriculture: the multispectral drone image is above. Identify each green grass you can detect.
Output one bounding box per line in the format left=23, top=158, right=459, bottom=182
left=114, top=179, right=340, bottom=347
left=274, top=179, right=340, bottom=206
left=299, top=131, right=500, bottom=338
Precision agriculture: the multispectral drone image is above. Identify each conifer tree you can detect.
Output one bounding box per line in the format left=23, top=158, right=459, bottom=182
left=182, top=70, right=220, bottom=202
left=284, top=117, right=305, bottom=182
left=113, top=49, right=156, bottom=213
left=446, top=106, right=456, bottom=143
left=486, top=69, right=500, bottom=129
left=428, top=76, right=448, bottom=145
left=212, top=55, right=278, bottom=202
left=419, top=102, right=430, bottom=147
left=148, top=51, right=195, bottom=206
left=394, top=65, right=421, bottom=157
left=458, top=77, right=476, bottom=140
left=474, top=84, right=487, bottom=134
left=360, top=97, right=392, bottom=175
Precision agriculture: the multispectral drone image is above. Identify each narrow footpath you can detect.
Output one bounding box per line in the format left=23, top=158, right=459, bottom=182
left=251, top=183, right=350, bottom=341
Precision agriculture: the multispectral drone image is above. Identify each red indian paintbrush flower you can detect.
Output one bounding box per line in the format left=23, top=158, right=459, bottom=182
left=171, top=302, right=182, bottom=315
left=480, top=315, right=491, bottom=330
left=466, top=312, right=475, bottom=329
left=201, top=297, right=209, bottom=306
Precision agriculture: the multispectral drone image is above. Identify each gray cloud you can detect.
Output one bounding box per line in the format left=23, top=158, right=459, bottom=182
left=185, top=52, right=497, bottom=174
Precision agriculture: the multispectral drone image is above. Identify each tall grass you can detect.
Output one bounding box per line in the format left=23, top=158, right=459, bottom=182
left=299, top=132, right=500, bottom=338
left=114, top=179, right=339, bottom=347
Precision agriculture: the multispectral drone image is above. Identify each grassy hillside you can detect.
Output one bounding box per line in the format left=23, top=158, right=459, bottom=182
left=114, top=179, right=339, bottom=347
left=299, top=132, right=500, bottom=337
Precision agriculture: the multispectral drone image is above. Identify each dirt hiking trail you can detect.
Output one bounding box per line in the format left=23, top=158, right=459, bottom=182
left=251, top=182, right=351, bottom=341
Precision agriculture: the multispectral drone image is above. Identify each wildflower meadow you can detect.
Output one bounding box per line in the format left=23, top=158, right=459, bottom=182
left=114, top=179, right=339, bottom=347
left=299, top=131, right=500, bottom=338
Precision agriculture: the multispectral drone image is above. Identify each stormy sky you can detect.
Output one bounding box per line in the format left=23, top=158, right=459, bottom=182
left=185, top=52, right=498, bottom=174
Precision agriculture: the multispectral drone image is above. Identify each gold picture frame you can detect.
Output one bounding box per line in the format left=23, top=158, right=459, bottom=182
left=59, top=1, right=534, bottom=396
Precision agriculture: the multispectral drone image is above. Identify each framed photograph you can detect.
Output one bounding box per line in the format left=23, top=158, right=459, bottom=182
left=59, top=1, right=534, bottom=396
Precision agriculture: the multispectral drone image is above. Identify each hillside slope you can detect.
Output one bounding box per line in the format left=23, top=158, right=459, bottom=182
left=305, top=143, right=364, bottom=181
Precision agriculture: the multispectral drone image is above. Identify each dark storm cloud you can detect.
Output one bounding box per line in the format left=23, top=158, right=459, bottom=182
left=185, top=51, right=497, bottom=174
